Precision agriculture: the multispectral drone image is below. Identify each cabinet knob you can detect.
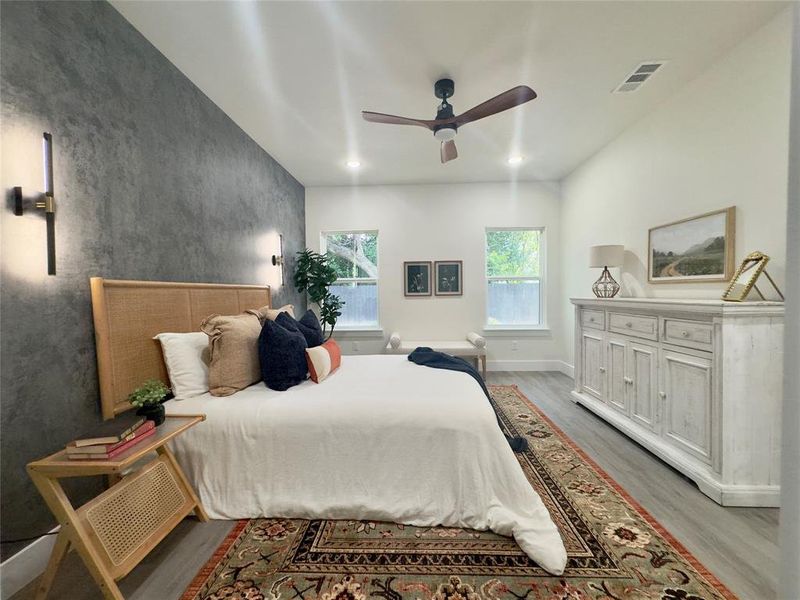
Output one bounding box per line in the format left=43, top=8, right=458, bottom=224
left=599, top=367, right=606, bottom=372
left=681, top=331, right=690, bottom=337
left=626, top=322, right=633, bottom=328
left=658, top=391, right=667, bottom=399
left=624, top=377, right=633, bottom=384
left=589, top=317, right=595, bottom=322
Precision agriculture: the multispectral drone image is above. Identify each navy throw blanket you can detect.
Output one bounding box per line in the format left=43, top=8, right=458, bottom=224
left=408, top=347, right=528, bottom=453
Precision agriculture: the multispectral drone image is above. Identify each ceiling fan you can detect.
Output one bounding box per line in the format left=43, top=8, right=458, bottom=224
left=361, top=78, right=537, bottom=164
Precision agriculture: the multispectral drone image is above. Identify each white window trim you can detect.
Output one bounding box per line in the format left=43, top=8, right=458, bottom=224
left=484, top=226, right=547, bottom=330
left=320, top=230, right=381, bottom=331
left=332, top=328, right=385, bottom=338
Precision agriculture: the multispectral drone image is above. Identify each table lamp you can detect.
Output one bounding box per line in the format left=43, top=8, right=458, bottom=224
left=589, top=245, right=624, bottom=298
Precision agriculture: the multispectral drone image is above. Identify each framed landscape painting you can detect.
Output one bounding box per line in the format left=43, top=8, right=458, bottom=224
left=404, top=261, right=432, bottom=296
left=434, top=260, right=463, bottom=296
left=648, top=207, right=735, bottom=283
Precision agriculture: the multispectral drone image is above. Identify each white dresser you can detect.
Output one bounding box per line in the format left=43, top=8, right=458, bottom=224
left=571, top=297, right=784, bottom=507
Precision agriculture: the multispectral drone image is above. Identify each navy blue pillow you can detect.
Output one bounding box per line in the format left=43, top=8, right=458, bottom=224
left=275, top=311, right=300, bottom=332
left=259, top=319, right=308, bottom=391
left=276, top=311, right=323, bottom=348
left=298, top=310, right=324, bottom=347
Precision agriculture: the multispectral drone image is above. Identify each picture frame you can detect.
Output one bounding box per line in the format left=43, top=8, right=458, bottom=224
left=648, top=207, right=735, bottom=283
left=434, top=260, right=463, bottom=296
left=404, top=261, right=432, bottom=296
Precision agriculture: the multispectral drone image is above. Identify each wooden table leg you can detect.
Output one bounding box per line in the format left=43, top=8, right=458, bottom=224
left=34, top=529, right=70, bottom=600
left=156, top=445, right=209, bottom=522
left=28, top=470, right=125, bottom=600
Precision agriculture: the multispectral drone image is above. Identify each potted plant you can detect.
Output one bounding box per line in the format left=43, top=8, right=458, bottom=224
left=293, top=249, right=345, bottom=339
left=128, top=379, right=170, bottom=425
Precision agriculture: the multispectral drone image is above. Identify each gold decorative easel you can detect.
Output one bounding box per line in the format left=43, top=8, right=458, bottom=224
left=721, top=251, right=784, bottom=302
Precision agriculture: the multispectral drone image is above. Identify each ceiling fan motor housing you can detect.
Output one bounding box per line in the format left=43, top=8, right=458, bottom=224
left=434, top=79, right=457, bottom=141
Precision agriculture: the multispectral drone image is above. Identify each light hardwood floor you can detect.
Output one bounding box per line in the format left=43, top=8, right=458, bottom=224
left=11, top=372, right=779, bottom=600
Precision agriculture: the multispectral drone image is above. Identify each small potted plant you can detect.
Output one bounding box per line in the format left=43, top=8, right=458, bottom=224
left=128, top=379, right=170, bottom=426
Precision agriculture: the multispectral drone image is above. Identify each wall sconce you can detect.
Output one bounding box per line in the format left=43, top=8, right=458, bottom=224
left=13, top=132, right=56, bottom=275
left=271, top=233, right=284, bottom=285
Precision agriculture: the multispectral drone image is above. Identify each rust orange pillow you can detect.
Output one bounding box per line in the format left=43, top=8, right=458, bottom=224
left=305, top=339, right=342, bottom=383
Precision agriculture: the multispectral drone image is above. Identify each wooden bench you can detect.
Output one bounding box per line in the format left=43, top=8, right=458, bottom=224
left=384, top=332, right=487, bottom=378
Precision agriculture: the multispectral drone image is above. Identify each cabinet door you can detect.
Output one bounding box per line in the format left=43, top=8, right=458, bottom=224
left=606, top=338, right=628, bottom=414
left=627, top=342, right=658, bottom=431
left=580, top=331, right=604, bottom=400
left=660, top=349, right=713, bottom=464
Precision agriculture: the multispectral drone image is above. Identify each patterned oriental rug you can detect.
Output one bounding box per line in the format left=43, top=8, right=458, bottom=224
left=182, top=385, right=735, bottom=600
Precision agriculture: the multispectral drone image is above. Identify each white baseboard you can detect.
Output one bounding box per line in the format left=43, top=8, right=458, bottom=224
left=488, top=360, right=574, bottom=377
left=0, top=526, right=59, bottom=600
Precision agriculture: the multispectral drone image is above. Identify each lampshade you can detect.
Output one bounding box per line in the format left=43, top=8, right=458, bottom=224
left=589, top=245, right=624, bottom=268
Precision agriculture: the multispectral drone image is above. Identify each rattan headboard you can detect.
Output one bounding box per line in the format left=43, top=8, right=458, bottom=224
left=90, top=278, right=271, bottom=420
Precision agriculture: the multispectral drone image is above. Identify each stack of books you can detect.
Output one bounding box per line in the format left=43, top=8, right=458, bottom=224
left=66, top=413, right=157, bottom=460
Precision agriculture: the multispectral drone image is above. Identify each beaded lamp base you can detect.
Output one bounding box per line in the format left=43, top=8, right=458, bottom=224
left=592, top=267, right=620, bottom=298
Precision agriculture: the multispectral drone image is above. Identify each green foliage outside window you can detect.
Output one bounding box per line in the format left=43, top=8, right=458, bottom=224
left=486, top=230, right=540, bottom=277
left=325, top=232, right=378, bottom=279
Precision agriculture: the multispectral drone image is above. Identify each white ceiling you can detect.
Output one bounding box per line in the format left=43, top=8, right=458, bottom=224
left=111, top=1, right=787, bottom=187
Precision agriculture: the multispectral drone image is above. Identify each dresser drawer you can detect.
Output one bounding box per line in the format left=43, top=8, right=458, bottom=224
left=608, top=312, right=658, bottom=341
left=581, top=309, right=605, bottom=330
left=664, top=319, right=713, bottom=350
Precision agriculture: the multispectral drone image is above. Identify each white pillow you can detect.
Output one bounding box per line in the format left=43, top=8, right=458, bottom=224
left=154, top=332, right=210, bottom=399
left=467, top=332, right=486, bottom=348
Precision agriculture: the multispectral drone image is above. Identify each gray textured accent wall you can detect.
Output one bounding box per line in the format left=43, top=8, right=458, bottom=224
left=0, top=1, right=305, bottom=558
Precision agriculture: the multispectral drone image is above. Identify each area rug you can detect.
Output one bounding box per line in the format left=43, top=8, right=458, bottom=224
left=182, top=385, right=735, bottom=600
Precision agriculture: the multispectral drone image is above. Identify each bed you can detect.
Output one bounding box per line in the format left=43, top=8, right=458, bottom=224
left=90, top=278, right=567, bottom=575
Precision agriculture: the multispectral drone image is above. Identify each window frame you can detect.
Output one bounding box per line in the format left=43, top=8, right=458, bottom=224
left=320, top=229, right=381, bottom=331
left=484, top=226, right=547, bottom=331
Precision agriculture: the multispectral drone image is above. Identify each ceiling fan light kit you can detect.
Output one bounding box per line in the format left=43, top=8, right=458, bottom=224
left=362, top=78, right=536, bottom=164
left=433, top=127, right=457, bottom=142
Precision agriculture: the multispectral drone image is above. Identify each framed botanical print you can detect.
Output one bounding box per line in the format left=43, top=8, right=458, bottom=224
left=648, top=207, right=736, bottom=283
left=434, top=261, right=463, bottom=296
left=404, top=261, right=432, bottom=296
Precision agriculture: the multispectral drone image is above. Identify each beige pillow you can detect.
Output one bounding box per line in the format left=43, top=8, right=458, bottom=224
left=200, top=312, right=262, bottom=396
left=248, top=303, right=294, bottom=324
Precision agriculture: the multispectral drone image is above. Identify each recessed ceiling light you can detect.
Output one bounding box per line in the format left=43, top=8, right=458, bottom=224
left=507, top=155, right=523, bottom=165
left=346, top=160, right=361, bottom=169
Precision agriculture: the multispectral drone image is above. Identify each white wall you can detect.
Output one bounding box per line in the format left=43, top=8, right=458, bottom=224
left=780, top=5, right=799, bottom=597
left=305, top=182, right=569, bottom=370
left=560, top=9, right=793, bottom=365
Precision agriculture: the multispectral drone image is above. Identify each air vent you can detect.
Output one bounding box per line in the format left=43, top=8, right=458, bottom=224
left=613, top=61, right=667, bottom=93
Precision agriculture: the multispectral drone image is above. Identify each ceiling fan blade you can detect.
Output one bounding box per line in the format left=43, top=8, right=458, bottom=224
left=453, top=85, right=537, bottom=127
left=361, top=111, right=435, bottom=130
left=440, top=140, right=458, bottom=163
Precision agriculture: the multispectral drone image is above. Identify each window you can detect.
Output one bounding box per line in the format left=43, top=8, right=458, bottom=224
left=321, top=231, right=379, bottom=329
left=485, top=228, right=543, bottom=327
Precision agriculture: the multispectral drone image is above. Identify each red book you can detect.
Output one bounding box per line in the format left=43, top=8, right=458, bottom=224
left=66, top=425, right=157, bottom=460
left=66, top=420, right=156, bottom=455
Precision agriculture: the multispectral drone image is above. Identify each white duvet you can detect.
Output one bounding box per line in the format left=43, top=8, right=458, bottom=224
left=165, top=354, right=567, bottom=574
